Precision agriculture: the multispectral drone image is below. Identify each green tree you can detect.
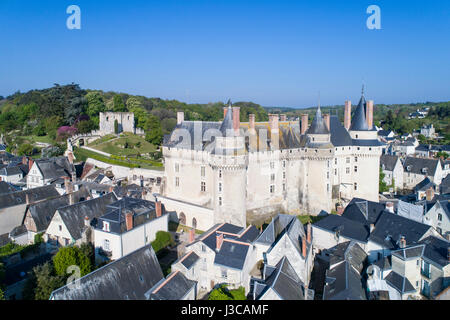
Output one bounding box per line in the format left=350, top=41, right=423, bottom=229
left=114, top=119, right=119, bottom=134
left=208, top=285, right=246, bottom=300
left=53, top=246, right=92, bottom=277
left=113, top=94, right=127, bottom=112
left=33, top=123, right=46, bottom=136
left=22, top=262, right=65, bottom=300
left=76, top=119, right=95, bottom=134
left=379, top=168, right=389, bottom=193
left=151, top=231, right=174, bottom=253
left=418, top=134, right=426, bottom=144
left=85, top=91, right=106, bottom=117
left=17, top=143, right=34, bottom=156
left=145, top=114, right=163, bottom=146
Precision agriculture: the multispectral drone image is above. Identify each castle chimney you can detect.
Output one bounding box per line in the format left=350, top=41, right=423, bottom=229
left=249, top=114, right=256, bottom=132
left=223, top=107, right=228, bottom=119
left=125, top=211, right=134, bottom=231
left=216, top=233, right=224, bottom=251
left=177, top=111, right=185, bottom=125
left=64, top=177, right=72, bottom=195
left=155, top=201, right=162, bottom=218
left=280, top=114, right=287, bottom=122
left=344, top=101, right=352, bottom=130
left=268, top=114, right=279, bottom=133
left=232, top=107, right=240, bottom=133
left=386, top=202, right=394, bottom=214
left=22, top=156, right=28, bottom=165
left=426, top=187, right=435, bottom=201
left=69, top=192, right=75, bottom=205
left=302, top=237, right=307, bottom=258
left=307, top=223, right=312, bottom=243
left=189, top=228, right=195, bottom=243
left=25, top=193, right=30, bottom=205
left=67, top=152, right=74, bottom=165
left=301, top=114, right=308, bottom=135
left=323, top=114, right=330, bottom=131
left=399, top=236, right=406, bottom=249
left=366, top=100, right=374, bottom=129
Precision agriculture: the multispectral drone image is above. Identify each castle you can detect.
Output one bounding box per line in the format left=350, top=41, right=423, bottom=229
left=98, top=112, right=138, bottom=135
left=158, top=88, right=382, bottom=231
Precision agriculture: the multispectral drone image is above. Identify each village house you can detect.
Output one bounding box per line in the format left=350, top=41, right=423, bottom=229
left=26, top=156, right=76, bottom=190
left=148, top=271, right=197, bottom=300
left=44, top=192, right=118, bottom=247
left=50, top=245, right=164, bottom=300
left=254, top=214, right=314, bottom=286
left=0, top=166, right=24, bottom=184
left=94, top=197, right=169, bottom=262
left=172, top=223, right=259, bottom=294
left=380, top=154, right=403, bottom=191
left=421, top=200, right=450, bottom=239
left=403, top=157, right=444, bottom=190
left=414, top=177, right=438, bottom=201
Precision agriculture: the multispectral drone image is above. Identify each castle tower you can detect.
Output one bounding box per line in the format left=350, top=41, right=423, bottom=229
left=210, top=103, right=248, bottom=227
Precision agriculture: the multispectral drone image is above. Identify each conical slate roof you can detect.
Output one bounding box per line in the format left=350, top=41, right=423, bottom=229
left=220, top=104, right=234, bottom=136
left=350, top=91, right=369, bottom=131
left=306, top=105, right=329, bottom=135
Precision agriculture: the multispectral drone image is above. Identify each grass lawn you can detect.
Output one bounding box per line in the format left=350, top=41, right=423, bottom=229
left=88, top=132, right=156, bottom=157
left=20, top=135, right=55, bottom=145
left=169, top=222, right=204, bottom=235
left=297, top=214, right=329, bottom=225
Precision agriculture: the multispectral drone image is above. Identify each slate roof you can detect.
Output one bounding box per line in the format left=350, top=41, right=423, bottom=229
left=403, top=157, right=441, bottom=176
left=0, top=185, right=59, bottom=210
left=149, top=271, right=196, bottom=300
left=219, top=106, right=235, bottom=136
left=56, top=192, right=118, bottom=240
left=0, top=166, right=23, bottom=176
left=323, top=261, right=367, bottom=300
left=96, top=197, right=164, bottom=235
left=369, top=212, right=432, bottom=250
left=176, top=251, right=200, bottom=270
left=24, top=187, right=91, bottom=232
left=391, top=245, right=425, bottom=261
left=329, top=116, right=353, bottom=146
left=397, top=200, right=424, bottom=223
left=214, top=239, right=250, bottom=270
left=440, top=174, right=450, bottom=195
left=327, top=241, right=368, bottom=274
left=342, top=198, right=386, bottom=226
left=51, top=245, right=164, bottom=300
left=380, top=154, right=400, bottom=171
left=34, top=157, right=74, bottom=181
left=385, top=271, right=416, bottom=294
left=414, top=177, right=436, bottom=192
left=313, top=214, right=370, bottom=243
left=378, top=130, right=393, bottom=137
left=256, top=256, right=308, bottom=300
left=419, top=236, right=450, bottom=268
left=255, top=214, right=298, bottom=245
left=373, top=256, right=391, bottom=270
left=306, top=106, right=329, bottom=135
left=0, top=181, right=16, bottom=195
left=349, top=95, right=369, bottom=131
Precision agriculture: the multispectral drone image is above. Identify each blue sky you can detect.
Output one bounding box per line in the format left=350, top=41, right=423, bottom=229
left=0, top=0, right=449, bottom=108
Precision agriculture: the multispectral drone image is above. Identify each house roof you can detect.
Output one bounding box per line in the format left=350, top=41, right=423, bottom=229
left=403, top=157, right=441, bottom=176
left=149, top=271, right=196, bottom=300
left=385, top=271, right=416, bottom=294
left=56, top=192, right=118, bottom=240
left=255, top=214, right=298, bottom=245
left=306, top=106, right=329, bottom=135
left=327, top=241, right=367, bottom=274
left=349, top=94, right=369, bottom=131
left=369, top=212, right=432, bottom=250
left=0, top=181, right=17, bottom=195
left=0, top=166, right=23, bottom=176
left=34, top=157, right=74, bottom=181
left=51, top=245, right=164, bottom=300
left=258, top=256, right=307, bottom=300
left=178, top=251, right=200, bottom=270
left=25, top=187, right=91, bottom=232
left=342, top=198, right=386, bottom=226
left=214, top=239, right=250, bottom=270
left=391, top=244, right=425, bottom=261
left=323, top=261, right=366, bottom=300
left=380, top=154, right=400, bottom=171
left=414, top=177, right=436, bottom=192
left=419, top=236, right=450, bottom=268
left=0, top=185, right=59, bottom=210
left=193, top=223, right=256, bottom=252
left=440, top=174, right=450, bottom=195
left=329, top=116, right=353, bottom=147
left=313, top=214, right=370, bottom=243
left=397, top=200, right=424, bottom=223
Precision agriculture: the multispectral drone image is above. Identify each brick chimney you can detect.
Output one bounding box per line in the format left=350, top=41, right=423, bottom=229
left=25, top=193, right=30, bottom=205
left=323, top=114, right=330, bottom=131
left=268, top=114, right=279, bottom=133
left=189, top=228, right=195, bottom=243
left=109, top=186, right=114, bottom=193
left=249, top=114, right=256, bottom=133
left=426, top=187, right=435, bottom=201
left=125, top=211, right=134, bottom=232
left=280, top=114, right=287, bottom=122
left=216, top=233, right=224, bottom=251
left=67, top=152, right=74, bottom=165
left=177, top=111, right=185, bottom=125
left=64, top=177, right=72, bottom=194
left=232, top=107, right=240, bottom=133
left=301, top=114, right=308, bottom=135
left=302, top=237, right=307, bottom=258
left=223, top=107, right=228, bottom=119
left=22, top=156, right=28, bottom=166
left=28, top=159, right=34, bottom=172
left=155, top=201, right=162, bottom=218
left=366, top=100, right=374, bottom=129
left=386, top=202, right=394, bottom=214
left=344, top=100, right=352, bottom=130
left=307, top=223, right=312, bottom=243
left=69, top=192, right=75, bottom=205
left=84, top=216, right=90, bottom=228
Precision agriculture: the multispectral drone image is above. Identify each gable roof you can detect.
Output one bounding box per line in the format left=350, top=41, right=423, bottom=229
left=149, top=271, right=196, bottom=300
left=56, top=192, right=118, bottom=240
left=342, top=198, right=386, bottom=226
left=313, top=214, right=370, bottom=243
left=174, top=251, right=200, bottom=270
left=380, top=154, right=400, bottom=171
left=385, top=271, right=416, bottom=294
left=50, top=245, right=164, bottom=300
left=214, top=239, right=250, bottom=270
left=419, top=236, right=450, bottom=268
left=0, top=166, right=23, bottom=176
left=0, top=185, right=59, bottom=210
left=327, top=241, right=367, bottom=273
left=329, top=116, right=353, bottom=146
left=323, top=261, right=366, bottom=300
left=414, top=177, right=436, bottom=192
left=34, top=157, right=74, bottom=181
left=369, top=212, right=432, bottom=250
left=0, top=181, right=17, bottom=195
left=403, top=157, right=440, bottom=176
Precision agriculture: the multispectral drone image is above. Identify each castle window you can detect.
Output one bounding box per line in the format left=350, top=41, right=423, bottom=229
left=175, top=177, right=180, bottom=187
left=283, top=171, right=286, bottom=179
left=219, top=170, right=222, bottom=179
left=356, top=134, right=358, bottom=138
left=201, top=166, right=205, bottom=177
left=327, top=184, right=330, bottom=192
left=283, top=183, right=286, bottom=191
left=438, top=214, right=442, bottom=221
left=335, top=158, right=337, bottom=165
left=346, top=157, right=350, bottom=164
left=355, top=157, right=358, bottom=162
left=175, top=163, right=180, bottom=173
left=335, top=169, right=337, bottom=175
left=354, top=166, right=358, bottom=173
left=354, top=183, right=358, bottom=191
left=201, top=182, right=206, bottom=192
left=270, top=162, right=275, bottom=170
left=327, top=172, right=329, bottom=179
left=219, top=183, right=222, bottom=193
left=271, top=174, right=275, bottom=182
left=219, top=197, right=223, bottom=206
left=346, top=167, right=350, bottom=174
left=283, top=161, right=286, bottom=168
left=270, top=185, right=275, bottom=194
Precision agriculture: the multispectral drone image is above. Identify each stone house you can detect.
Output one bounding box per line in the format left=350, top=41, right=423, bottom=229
left=94, top=198, right=169, bottom=262
left=26, top=157, right=75, bottom=190
left=403, top=157, right=444, bottom=190
left=422, top=200, right=450, bottom=239
left=380, top=154, right=403, bottom=191
left=0, top=166, right=24, bottom=184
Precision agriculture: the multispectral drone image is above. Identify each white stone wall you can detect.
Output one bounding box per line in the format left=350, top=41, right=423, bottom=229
left=99, top=112, right=135, bottom=135
left=45, top=211, right=75, bottom=246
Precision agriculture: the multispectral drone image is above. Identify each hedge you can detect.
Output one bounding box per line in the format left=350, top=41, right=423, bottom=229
left=151, top=231, right=174, bottom=253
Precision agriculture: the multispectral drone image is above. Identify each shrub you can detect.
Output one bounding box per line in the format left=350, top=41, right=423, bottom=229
left=53, top=246, right=92, bottom=277
left=208, top=285, right=246, bottom=300
left=151, top=231, right=174, bottom=253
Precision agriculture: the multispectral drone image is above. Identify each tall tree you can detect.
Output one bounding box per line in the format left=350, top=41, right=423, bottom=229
left=113, top=94, right=127, bottom=112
